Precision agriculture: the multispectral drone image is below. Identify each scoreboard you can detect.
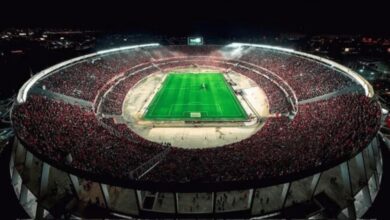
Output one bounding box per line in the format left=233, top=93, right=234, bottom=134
left=187, top=37, right=204, bottom=46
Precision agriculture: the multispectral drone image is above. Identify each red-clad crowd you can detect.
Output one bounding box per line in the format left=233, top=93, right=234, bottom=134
left=142, top=94, right=381, bottom=182
left=35, top=46, right=358, bottom=117
left=11, top=45, right=380, bottom=183
left=231, top=64, right=293, bottom=114
left=240, top=47, right=356, bottom=100
left=12, top=94, right=381, bottom=183
left=99, top=57, right=294, bottom=116
left=100, top=66, right=159, bottom=115
left=38, top=51, right=151, bottom=101
left=12, top=95, right=165, bottom=179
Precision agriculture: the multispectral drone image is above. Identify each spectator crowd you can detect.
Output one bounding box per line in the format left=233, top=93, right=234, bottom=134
left=11, top=45, right=381, bottom=184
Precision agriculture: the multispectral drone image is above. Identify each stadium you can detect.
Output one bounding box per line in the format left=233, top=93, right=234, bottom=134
left=9, top=42, right=384, bottom=218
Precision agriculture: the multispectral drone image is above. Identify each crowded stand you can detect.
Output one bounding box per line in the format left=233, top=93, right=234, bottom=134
left=231, top=64, right=292, bottom=113
left=128, top=57, right=294, bottom=114
left=240, top=47, right=358, bottom=100
left=142, top=46, right=177, bottom=60
left=12, top=95, right=165, bottom=179
left=99, top=117, right=147, bottom=144
left=12, top=92, right=380, bottom=183
left=11, top=45, right=380, bottom=185
left=142, top=94, right=381, bottom=182
left=36, top=50, right=152, bottom=101
left=31, top=46, right=363, bottom=116
left=168, top=45, right=223, bottom=57
left=99, top=65, right=159, bottom=115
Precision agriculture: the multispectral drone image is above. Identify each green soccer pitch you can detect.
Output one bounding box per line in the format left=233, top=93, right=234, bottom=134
left=143, top=73, right=248, bottom=121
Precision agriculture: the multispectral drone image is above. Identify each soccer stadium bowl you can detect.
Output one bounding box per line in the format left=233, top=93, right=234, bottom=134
left=9, top=43, right=384, bottom=218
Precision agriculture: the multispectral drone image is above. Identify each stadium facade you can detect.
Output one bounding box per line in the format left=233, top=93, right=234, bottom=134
left=9, top=43, right=385, bottom=218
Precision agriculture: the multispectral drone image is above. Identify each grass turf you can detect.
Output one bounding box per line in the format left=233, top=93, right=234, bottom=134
left=144, top=72, right=248, bottom=121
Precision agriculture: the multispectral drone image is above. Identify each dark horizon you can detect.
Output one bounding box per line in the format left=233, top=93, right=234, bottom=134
left=1, top=1, right=388, bottom=36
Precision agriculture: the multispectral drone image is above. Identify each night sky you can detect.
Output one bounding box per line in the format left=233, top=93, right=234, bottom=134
left=0, top=1, right=388, bottom=35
